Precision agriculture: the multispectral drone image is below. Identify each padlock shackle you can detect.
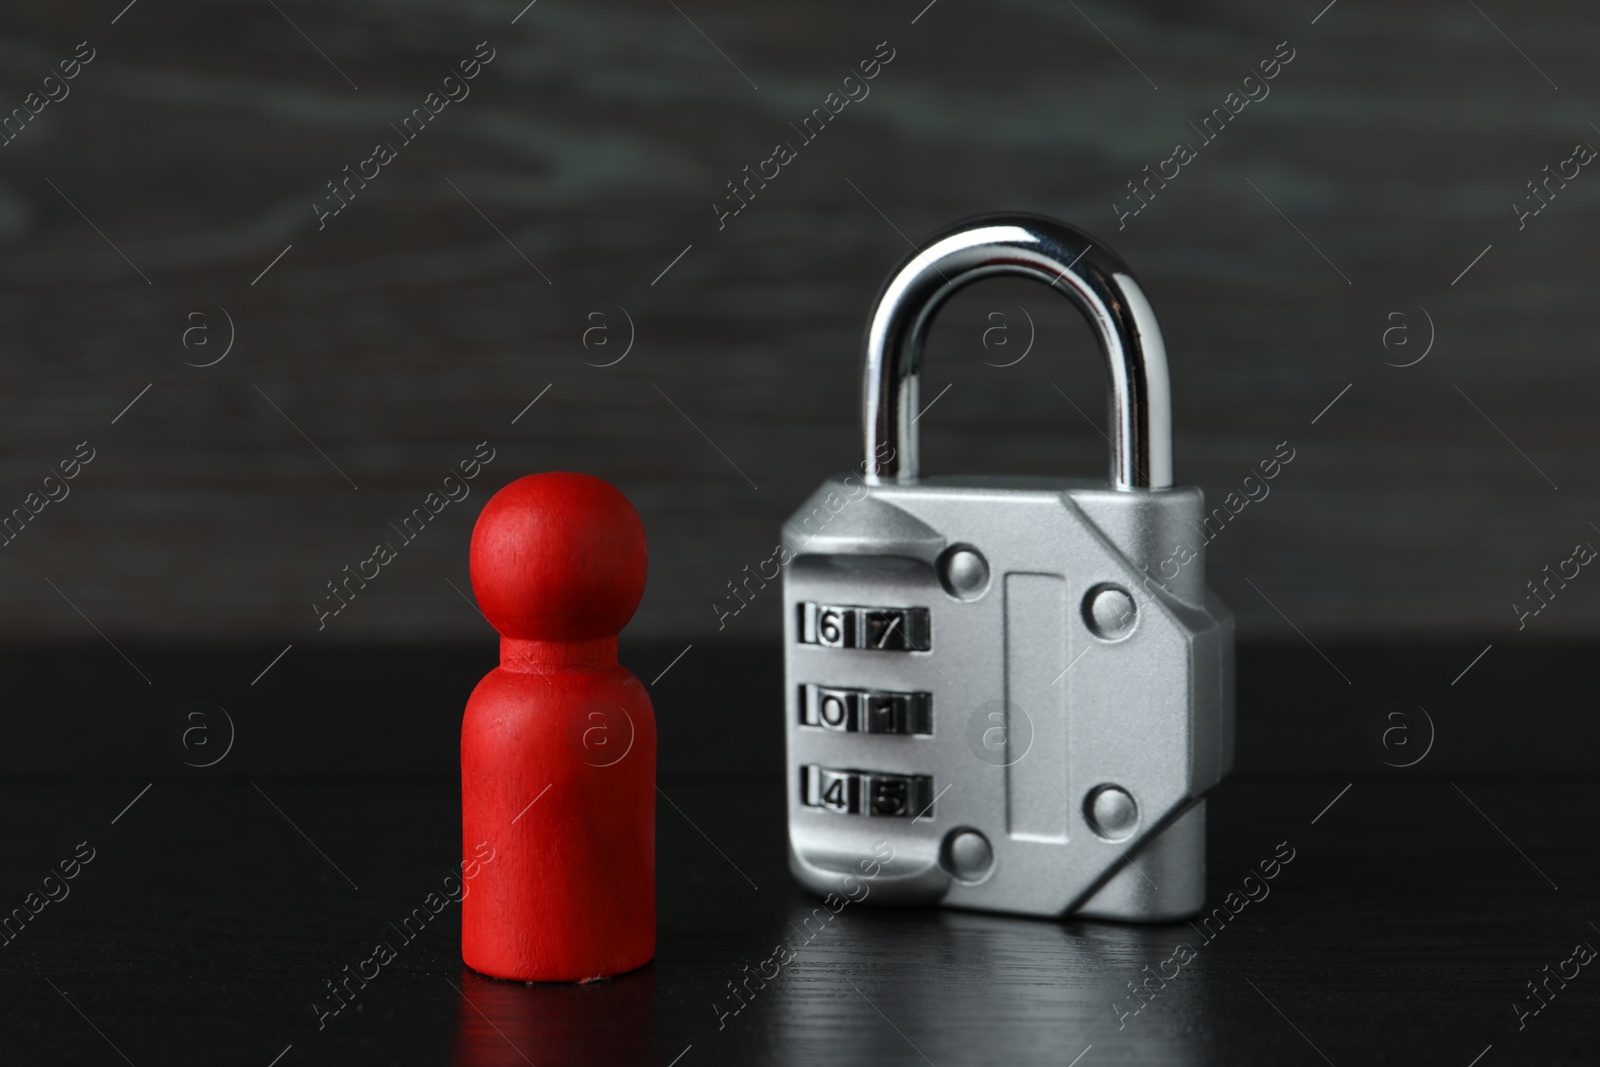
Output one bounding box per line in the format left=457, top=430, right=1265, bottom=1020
left=862, top=214, right=1172, bottom=490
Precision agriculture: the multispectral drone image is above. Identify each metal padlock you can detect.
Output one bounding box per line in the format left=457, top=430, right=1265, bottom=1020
left=781, top=214, right=1234, bottom=920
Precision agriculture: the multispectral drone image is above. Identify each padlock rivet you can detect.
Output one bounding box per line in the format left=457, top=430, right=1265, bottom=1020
left=938, top=546, right=990, bottom=600
left=942, top=828, right=994, bottom=881
left=1084, top=584, right=1137, bottom=640
left=1086, top=786, right=1139, bottom=841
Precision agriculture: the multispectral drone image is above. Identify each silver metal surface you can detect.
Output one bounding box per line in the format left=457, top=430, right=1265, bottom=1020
left=1087, top=785, right=1139, bottom=841
left=943, top=829, right=994, bottom=882
left=937, top=546, right=991, bottom=600
left=1085, top=584, right=1138, bottom=640
left=861, top=213, right=1172, bottom=490
left=783, top=214, right=1233, bottom=921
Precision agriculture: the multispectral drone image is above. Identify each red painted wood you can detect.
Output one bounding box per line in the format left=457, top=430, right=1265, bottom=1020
left=461, top=472, right=655, bottom=982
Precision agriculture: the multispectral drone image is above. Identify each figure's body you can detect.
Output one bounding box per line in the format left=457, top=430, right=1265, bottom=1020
left=461, top=472, right=655, bottom=981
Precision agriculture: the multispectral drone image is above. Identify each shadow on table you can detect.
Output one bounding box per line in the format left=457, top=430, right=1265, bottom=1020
left=449, top=963, right=658, bottom=1067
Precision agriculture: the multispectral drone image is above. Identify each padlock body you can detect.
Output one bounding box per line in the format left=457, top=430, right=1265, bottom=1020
left=781, top=474, right=1233, bottom=920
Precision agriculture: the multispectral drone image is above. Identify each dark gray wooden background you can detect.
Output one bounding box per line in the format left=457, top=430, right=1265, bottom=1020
left=1, top=0, right=1595, bottom=644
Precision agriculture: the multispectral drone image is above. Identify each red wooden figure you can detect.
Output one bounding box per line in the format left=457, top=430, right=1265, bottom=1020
left=461, top=472, right=655, bottom=982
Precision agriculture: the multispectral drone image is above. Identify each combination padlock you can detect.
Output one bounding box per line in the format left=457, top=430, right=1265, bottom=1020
left=781, top=214, right=1234, bottom=920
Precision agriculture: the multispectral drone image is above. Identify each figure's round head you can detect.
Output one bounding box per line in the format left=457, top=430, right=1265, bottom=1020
left=469, top=472, right=647, bottom=641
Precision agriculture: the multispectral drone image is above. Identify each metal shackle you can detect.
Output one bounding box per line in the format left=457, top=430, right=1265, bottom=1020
left=861, top=214, right=1173, bottom=490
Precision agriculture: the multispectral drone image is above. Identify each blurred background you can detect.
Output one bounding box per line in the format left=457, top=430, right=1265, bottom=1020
left=1, top=0, right=1596, bottom=648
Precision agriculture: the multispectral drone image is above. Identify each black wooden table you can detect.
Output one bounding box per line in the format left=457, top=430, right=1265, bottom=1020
left=1, top=642, right=1595, bottom=1066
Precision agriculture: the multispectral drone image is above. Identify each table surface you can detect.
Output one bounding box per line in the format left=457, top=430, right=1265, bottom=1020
left=2, top=644, right=1596, bottom=1066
